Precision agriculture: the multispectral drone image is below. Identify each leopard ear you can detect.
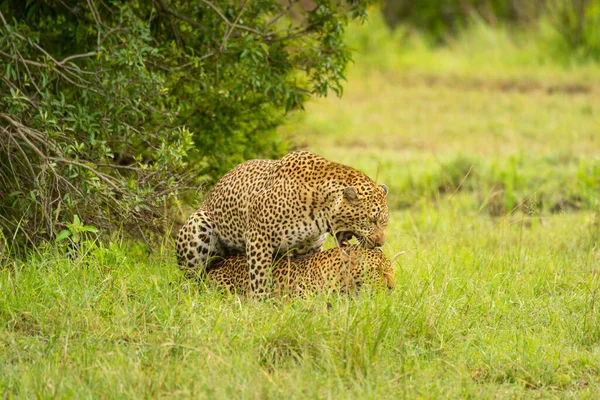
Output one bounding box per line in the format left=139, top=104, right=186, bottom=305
left=344, top=186, right=359, bottom=205
left=379, top=184, right=388, bottom=196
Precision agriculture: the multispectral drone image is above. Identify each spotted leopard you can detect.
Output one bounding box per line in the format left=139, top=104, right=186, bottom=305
left=205, top=245, right=395, bottom=297
left=177, top=150, right=389, bottom=297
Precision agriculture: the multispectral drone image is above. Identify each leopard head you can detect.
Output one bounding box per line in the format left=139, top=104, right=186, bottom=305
left=345, top=247, right=395, bottom=291
left=379, top=252, right=396, bottom=290
left=331, top=183, right=389, bottom=248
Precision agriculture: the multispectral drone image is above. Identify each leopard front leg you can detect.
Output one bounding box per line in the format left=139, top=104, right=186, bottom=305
left=176, top=209, right=219, bottom=278
left=246, top=228, right=273, bottom=298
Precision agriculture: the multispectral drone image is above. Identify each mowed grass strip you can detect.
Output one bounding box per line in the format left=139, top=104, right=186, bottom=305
left=282, top=65, right=600, bottom=214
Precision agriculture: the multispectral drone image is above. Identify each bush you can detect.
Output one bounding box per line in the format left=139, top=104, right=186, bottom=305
left=0, top=0, right=372, bottom=251
left=381, top=0, right=545, bottom=43
left=542, top=0, right=600, bottom=62
left=381, top=0, right=600, bottom=62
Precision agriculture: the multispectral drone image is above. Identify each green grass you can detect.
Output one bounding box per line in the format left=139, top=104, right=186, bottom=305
left=1, top=208, right=599, bottom=397
left=2, top=11, right=600, bottom=399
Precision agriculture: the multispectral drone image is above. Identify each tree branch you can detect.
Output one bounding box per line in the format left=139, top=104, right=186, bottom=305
left=197, top=0, right=262, bottom=36
left=266, top=0, right=298, bottom=27
left=153, top=0, right=206, bottom=31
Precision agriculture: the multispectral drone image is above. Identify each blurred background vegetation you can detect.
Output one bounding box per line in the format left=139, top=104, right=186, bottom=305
left=382, top=0, right=600, bottom=62
left=284, top=0, right=600, bottom=217
left=0, top=0, right=599, bottom=254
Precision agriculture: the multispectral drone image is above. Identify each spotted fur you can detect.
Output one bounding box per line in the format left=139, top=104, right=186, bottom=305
left=177, top=150, right=389, bottom=297
left=206, top=246, right=395, bottom=297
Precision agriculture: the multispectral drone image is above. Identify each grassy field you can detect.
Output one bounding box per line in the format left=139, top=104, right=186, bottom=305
left=2, top=13, right=600, bottom=398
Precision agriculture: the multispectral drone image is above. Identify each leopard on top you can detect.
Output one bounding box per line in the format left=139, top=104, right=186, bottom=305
left=205, top=245, right=395, bottom=297
left=176, top=150, right=389, bottom=297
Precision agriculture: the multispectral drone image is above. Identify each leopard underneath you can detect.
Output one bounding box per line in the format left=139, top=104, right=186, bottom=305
left=205, top=246, right=395, bottom=297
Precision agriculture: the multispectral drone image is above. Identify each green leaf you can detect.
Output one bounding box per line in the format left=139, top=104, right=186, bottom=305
left=76, top=24, right=85, bottom=43
left=81, top=225, right=99, bottom=233
left=55, top=230, right=72, bottom=243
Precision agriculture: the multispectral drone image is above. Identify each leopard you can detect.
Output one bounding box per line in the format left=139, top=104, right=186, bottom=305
left=205, top=245, right=396, bottom=297
left=176, top=150, right=389, bottom=297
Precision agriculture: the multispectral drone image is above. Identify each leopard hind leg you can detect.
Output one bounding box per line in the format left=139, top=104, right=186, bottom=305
left=176, top=209, right=220, bottom=279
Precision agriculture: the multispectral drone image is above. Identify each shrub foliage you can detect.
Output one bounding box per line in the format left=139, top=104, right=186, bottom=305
left=0, top=0, right=371, bottom=250
left=381, top=0, right=600, bottom=61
